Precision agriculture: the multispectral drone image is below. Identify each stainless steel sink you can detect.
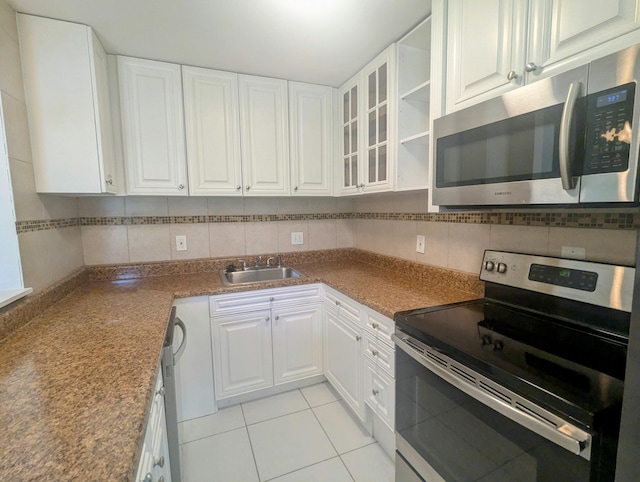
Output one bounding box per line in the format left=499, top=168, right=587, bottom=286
left=219, top=267, right=303, bottom=286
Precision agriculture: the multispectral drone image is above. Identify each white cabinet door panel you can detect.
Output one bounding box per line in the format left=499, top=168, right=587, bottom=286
left=118, top=56, right=187, bottom=195
left=445, top=0, right=528, bottom=111
left=289, top=82, right=333, bottom=195
left=213, top=310, right=273, bottom=399
left=239, top=75, right=290, bottom=196
left=183, top=66, right=243, bottom=195
left=273, top=304, right=323, bottom=385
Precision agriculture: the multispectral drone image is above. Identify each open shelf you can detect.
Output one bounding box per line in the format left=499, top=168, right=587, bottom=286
left=401, top=80, right=431, bottom=102
left=401, top=130, right=430, bottom=146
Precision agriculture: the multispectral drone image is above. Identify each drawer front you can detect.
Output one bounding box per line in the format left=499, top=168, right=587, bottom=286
left=211, top=284, right=322, bottom=315
left=364, top=358, right=395, bottom=430
left=324, top=287, right=361, bottom=326
left=364, top=308, right=395, bottom=347
left=363, top=330, right=395, bottom=377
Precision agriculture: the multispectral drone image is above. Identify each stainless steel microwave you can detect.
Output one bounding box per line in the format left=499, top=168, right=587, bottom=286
left=433, top=45, right=640, bottom=207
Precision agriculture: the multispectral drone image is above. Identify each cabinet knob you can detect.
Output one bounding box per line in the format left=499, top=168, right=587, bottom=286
left=335, top=300, right=341, bottom=306
left=371, top=322, right=379, bottom=329
left=158, top=477, right=165, bottom=482
left=507, top=70, right=518, bottom=81
left=153, top=456, right=165, bottom=468
left=106, top=178, right=113, bottom=185
left=236, top=185, right=241, bottom=191
left=155, top=386, right=165, bottom=397
left=144, top=473, right=153, bottom=482
left=525, top=62, right=538, bottom=72
left=359, top=183, right=365, bottom=188
left=275, top=315, right=280, bottom=321
left=246, top=185, right=251, bottom=191
left=372, top=350, right=378, bottom=357
left=294, top=186, right=298, bottom=192
left=270, top=297, right=275, bottom=302
left=355, top=335, right=361, bottom=341
left=372, top=389, right=379, bottom=396
left=178, top=184, right=185, bottom=190
left=265, top=316, right=270, bottom=322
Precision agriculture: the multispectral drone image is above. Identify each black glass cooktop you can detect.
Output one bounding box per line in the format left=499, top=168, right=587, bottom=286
left=395, top=299, right=627, bottom=428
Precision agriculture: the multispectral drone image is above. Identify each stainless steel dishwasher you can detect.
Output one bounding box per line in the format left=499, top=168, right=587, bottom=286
left=162, top=307, right=186, bottom=482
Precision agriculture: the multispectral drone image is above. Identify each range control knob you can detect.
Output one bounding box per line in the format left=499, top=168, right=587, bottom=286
left=496, top=263, right=508, bottom=274
left=484, top=261, right=495, bottom=271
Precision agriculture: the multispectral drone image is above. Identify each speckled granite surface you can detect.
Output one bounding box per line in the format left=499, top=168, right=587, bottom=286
left=0, top=249, right=483, bottom=481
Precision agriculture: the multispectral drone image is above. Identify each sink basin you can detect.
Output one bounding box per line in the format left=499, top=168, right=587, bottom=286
left=219, top=267, right=303, bottom=285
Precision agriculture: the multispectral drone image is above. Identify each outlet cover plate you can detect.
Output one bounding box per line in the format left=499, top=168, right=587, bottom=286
left=291, top=232, right=304, bottom=245
left=176, top=235, right=187, bottom=252
left=416, top=235, right=425, bottom=254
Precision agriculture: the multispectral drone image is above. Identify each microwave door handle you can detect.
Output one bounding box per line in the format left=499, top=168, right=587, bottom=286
left=559, top=81, right=582, bottom=190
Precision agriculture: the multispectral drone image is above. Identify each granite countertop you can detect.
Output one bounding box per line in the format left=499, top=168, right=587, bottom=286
left=0, top=256, right=483, bottom=481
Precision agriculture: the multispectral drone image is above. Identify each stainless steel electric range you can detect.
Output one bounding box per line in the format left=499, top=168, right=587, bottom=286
left=393, top=250, right=634, bottom=482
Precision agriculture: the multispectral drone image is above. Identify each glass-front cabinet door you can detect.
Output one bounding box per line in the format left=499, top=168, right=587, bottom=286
left=339, top=72, right=361, bottom=195
left=363, top=46, right=395, bottom=192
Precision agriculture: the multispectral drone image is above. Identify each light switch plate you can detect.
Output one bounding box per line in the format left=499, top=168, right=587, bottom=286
left=416, top=235, right=425, bottom=254
left=176, top=235, right=187, bottom=252
left=291, top=232, right=304, bottom=245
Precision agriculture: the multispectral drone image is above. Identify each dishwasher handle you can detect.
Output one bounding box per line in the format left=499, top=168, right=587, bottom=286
left=173, top=317, right=187, bottom=361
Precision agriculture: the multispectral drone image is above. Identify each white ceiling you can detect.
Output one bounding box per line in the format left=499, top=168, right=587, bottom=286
left=8, top=0, right=431, bottom=87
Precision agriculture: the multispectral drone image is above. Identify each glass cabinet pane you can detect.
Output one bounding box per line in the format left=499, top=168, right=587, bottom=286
left=344, top=158, right=350, bottom=187
left=379, top=105, right=387, bottom=143
left=343, top=125, right=349, bottom=155
left=351, top=121, right=358, bottom=153
left=368, top=111, right=376, bottom=147
left=351, top=155, right=358, bottom=186
left=368, top=72, right=376, bottom=109
left=369, top=149, right=376, bottom=183
left=343, top=92, right=349, bottom=123
left=378, top=64, right=387, bottom=103
left=379, top=145, right=387, bottom=182
left=351, top=87, right=358, bottom=119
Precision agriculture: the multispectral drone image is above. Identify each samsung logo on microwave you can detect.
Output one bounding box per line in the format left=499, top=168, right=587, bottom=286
left=494, top=191, right=512, bottom=196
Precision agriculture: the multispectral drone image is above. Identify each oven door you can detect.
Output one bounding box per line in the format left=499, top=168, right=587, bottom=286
left=432, top=66, right=588, bottom=207
left=393, top=332, right=594, bottom=482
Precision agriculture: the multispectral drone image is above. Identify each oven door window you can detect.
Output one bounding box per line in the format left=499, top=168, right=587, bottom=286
left=435, top=103, right=581, bottom=188
left=395, top=348, right=590, bottom=481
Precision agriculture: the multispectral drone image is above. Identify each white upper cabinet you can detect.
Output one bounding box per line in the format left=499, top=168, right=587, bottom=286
left=362, top=46, right=396, bottom=193
left=18, top=14, right=117, bottom=194
left=445, top=0, right=640, bottom=113
left=118, top=56, right=188, bottom=195
left=238, top=75, right=290, bottom=196
left=289, top=82, right=334, bottom=196
left=182, top=66, right=243, bottom=196
left=338, top=71, right=363, bottom=195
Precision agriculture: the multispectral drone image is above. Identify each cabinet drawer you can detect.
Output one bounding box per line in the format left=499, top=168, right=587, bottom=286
left=363, top=330, right=395, bottom=378
left=211, top=284, right=322, bottom=315
left=364, top=358, right=395, bottom=430
left=324, top=286, right=361, bottom=326
left=363, top=307, right=395, bottom=347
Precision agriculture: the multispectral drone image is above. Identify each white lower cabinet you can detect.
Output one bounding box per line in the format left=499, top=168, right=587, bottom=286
left=136, top=368, right=172, bottom=482
left=211, top=285, right=323, bottom=400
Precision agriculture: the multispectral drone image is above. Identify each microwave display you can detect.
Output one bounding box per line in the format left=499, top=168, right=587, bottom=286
left=583, top=82, right=635, bottom=175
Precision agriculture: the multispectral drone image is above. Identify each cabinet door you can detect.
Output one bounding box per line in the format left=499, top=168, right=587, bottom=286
left=364, top=358, right=395, bottom=430
left=289, top=82, right=333, bottom=196
left=445, top=0, right=528, bottom=112
left=118, top=56, right=188, bottom=195
left=173, top=297, right=215, bottom=423
left=528, top=0, right=640, bottom=80
left=363, top=46, right=396, bottom=192
left=239, top=75, right=290, bottom=196
left=212, top=310, right=273, bottom=399
left=339, top=72, right=362, bottom=195
left=183, top=66, right=243, bottom=196
left=324, top=307, right=365, bottom=420
left=272, top=303, right=323, bottom=385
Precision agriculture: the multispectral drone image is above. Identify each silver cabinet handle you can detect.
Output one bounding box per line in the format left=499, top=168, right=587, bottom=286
left=371, top=322, right=379, bottom=329
left=359, top=183, right=365, bottom=188
left=275, top=315, right=280, bottom=320
left=153, top=456, right=165, bottom=468
left=525, top=62, right=538, bottom=72
left=246, top=185, right=251, bottom=191
left=178, top=184, right=184, bottom=190
left=144, top=473, right=153, bottom=482
left=270, top=297, right=275, bottom=302
left=294, top=186, right=298, bottom=191
left=265, top=316, right=270, bottom=322
left=372, top=389, right=379, bottom=396
left=106, top=178, right=113, bottom=185
left=236, top=185, right=241, bottom=191
left=158, top=477, right=165, bottom=482
left=355, top=335, right=361, bottom=341
left=335, top=300, right=341, bottom=306
left=372, top=350, right=378, bottom=357
left=156, top=386, right=165, bottom=397
left=507, top=70, right=518, bottom=81
left=560, top=82, right=582, bottom=190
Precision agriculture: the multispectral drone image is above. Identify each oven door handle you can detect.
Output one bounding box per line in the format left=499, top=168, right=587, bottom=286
left=392, top=333, right=592, bottom=459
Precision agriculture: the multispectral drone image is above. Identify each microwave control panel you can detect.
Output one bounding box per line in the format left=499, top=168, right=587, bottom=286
left=583, top=82, right=635, bottom=175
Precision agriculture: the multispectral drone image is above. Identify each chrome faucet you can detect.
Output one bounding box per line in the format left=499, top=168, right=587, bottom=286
left=237, top=259, right=247, bottom=270
left=266, top=254, right=281, bottom=268
left=254, top=255, right=263, bottom=267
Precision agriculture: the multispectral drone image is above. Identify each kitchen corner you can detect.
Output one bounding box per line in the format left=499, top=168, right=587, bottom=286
left=0, top=248, right=483, bottom=480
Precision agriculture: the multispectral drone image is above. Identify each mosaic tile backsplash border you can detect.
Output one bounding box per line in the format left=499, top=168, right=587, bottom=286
left=16, top=210, right=640, bottom=234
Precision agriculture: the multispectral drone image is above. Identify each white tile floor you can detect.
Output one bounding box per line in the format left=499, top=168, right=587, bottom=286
left=179, top=382, right=395, bottom=481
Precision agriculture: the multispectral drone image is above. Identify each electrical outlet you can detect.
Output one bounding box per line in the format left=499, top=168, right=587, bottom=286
left=291, top=232, right=304, bottom=245
left=561, top=246, right=585, bottom=259
left=176, top=235, right=187, bottom=252
left=416, top=235, right=425, bottom=254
